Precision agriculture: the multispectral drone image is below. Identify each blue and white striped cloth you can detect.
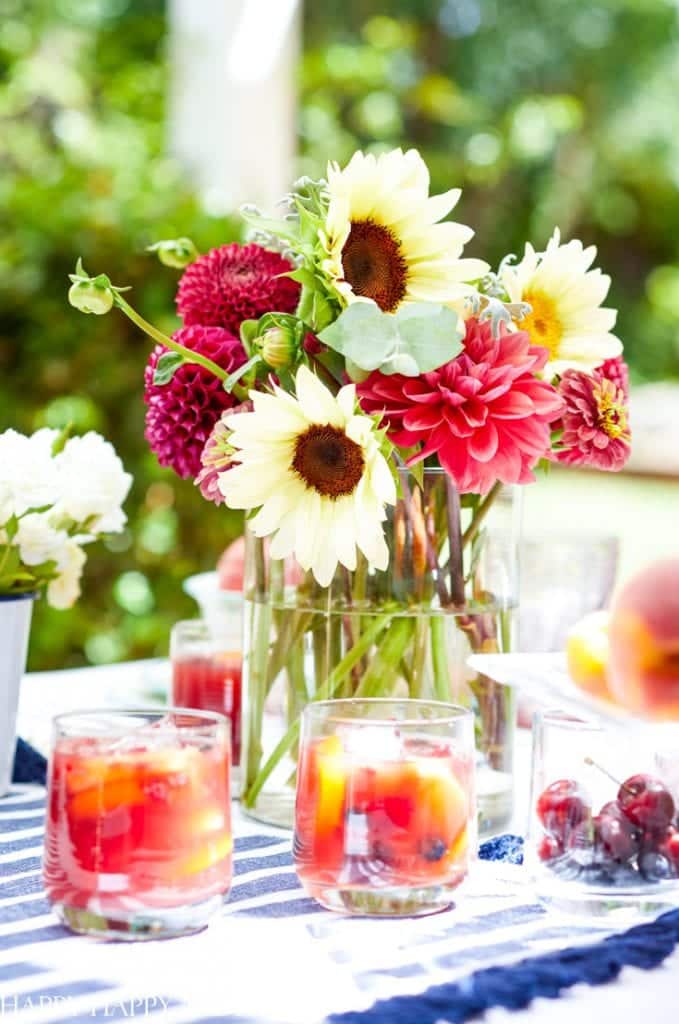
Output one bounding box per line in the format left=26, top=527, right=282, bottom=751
left=0, top=784, right=616, bottom=1024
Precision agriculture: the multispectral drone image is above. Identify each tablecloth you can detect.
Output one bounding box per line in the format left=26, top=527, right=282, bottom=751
left=3, top=660, right=679, bottom=1023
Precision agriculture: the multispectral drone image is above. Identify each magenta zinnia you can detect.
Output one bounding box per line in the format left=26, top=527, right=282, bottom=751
left=144, top=325, right=247, bottom=479
left=176, top=242, right=301, bottom=334
left=554, top=363, right=631, bottom=471
left=357, top=319, right=564, bottom=494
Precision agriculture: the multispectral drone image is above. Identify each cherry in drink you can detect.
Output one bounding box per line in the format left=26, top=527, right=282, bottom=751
left=44, top=709, right=232, bottom=939
left=294, top=699, right=475, bottom=916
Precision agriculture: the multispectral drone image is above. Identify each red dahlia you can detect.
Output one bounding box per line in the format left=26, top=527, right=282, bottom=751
left=358, top=318, right=564, bottom=495
left=144, top=325, right=247, bottom=479
left=176, top=243, right=300, bottom=334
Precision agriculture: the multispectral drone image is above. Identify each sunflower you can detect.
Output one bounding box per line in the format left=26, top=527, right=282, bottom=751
left=320, top=148, right=488, bottom=315
left=217, top=366, right=396, bottom=586
left=502, top=228, right=623, bottom=378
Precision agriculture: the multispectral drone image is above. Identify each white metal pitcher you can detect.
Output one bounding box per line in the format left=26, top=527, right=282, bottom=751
left=0, top=594, right=35, bottom=797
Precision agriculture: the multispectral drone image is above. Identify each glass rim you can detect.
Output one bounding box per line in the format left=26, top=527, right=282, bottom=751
left=52, top=706, right=230, bottom=733
left=171, top=618, right=212, bottom=635
left=532, top=707, right=604, bottom=732
left=302, top=698, right=473, bottom=727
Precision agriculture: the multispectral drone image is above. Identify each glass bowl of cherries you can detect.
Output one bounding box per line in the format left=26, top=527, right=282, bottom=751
left=527, top=709, right=679, bottom=920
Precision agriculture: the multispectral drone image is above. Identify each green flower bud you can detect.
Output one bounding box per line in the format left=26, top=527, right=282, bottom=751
left=257, top=326, right=297, bottom=370
left=68, top=279, right=114, bottom=315
left=147, top=238, right=199, bottom=269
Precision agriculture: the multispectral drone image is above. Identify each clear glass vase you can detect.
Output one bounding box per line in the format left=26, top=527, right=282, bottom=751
left=240, top=472, right=520, bottom=831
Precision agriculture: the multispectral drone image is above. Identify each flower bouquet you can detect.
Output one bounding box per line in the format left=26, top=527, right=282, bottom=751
left=69, top=147, right=630, bottom=827
left=0, top=428, right=131, bottom=608
left=0, top=426, right=131, bottom=794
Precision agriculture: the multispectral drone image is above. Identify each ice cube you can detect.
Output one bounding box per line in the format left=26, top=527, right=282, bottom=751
left=106, top=715, right=180, bottom=755
left=342, top=724, right=402, bottom=764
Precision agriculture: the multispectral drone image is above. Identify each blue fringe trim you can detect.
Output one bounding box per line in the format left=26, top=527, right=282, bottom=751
left=328, top=835, right=679, bottom=1024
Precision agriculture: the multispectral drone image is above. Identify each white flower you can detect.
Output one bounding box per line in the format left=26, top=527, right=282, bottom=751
left=47, top=541, right=87, bottom=610
left=54, top=432, right=132, bottom=533
left=321, top=148, right=489, bottom=315
left=15, top=513, right=68, bottom=567
left=218, top=365, right=396, bottom=587
left=0, top=429, right=60, bottom=523
left=502, top=228, right=623, bottom=377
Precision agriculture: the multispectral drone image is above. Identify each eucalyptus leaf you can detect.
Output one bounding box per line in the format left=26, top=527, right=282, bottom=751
left=319, top=302, right=462, bottom=377
left=153, top=351, right=184, bottom=386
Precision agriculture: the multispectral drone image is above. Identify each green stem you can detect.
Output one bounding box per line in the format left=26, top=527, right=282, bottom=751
left=242, top=611, right=394, bottom=809
left=353, top=617, right=413, bottom=697
left=430, top=615, right=450, bottom=702
left=461, top=481, right=502, bottom=552
left=409, top=613, right=429, bottom=698
left=286, top=641, right=308, bottom=729
left=114, top=294, right=248, bottom=401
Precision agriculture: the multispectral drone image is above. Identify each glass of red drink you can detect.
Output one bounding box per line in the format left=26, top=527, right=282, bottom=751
left=171, top=620, right=242, bottom=767
left=294, top=699, right=475, bottom=916
left=44, top=709, right=232, bottom=939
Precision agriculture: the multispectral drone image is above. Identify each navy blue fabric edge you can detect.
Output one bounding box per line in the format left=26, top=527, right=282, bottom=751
left=328, top=834, right=679, bottom=1024
left=12, top=738, right=47, bottom=785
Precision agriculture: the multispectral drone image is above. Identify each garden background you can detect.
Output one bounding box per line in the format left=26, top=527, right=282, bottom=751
left=2, top=0, right=679, bottom=669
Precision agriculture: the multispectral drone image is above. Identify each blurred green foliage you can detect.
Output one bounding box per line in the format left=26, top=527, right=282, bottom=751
left=0, top=0, right=242, bottom=669
left=2, top=0, right=679, bottom=669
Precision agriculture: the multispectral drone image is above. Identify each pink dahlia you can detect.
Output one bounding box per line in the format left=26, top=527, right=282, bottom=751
left=554, top=364, right=631, bottom=471
left=357, top=318, right=564, bottom=494
left=597, top=355, right=629, bottom=400
left=195, top=402, right=252, bottom=505
left=176, top=243, right=300, bottom=334
left=144, top=325, right=247, bottom=479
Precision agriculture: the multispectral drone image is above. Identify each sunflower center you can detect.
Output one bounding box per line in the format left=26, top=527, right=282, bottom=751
left=595, top=385, right=629, bottom=440
left=518, top=289, right=563, bottom=356
left=341, top=219, right=408, bottom=313
left=292, top=424, right=365, bottom=498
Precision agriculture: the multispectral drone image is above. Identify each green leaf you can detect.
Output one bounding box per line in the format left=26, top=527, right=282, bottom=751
left=4, top=515, right=19, bottom=541
left=393, top=303, right=463, bottom=373
left=239, top=319, right=261, bottom=355
left=319, top=302, right=462, bottom=377
left=224, top=355, right=261, bottom=393
left=153, top=351, right=185, bottom=385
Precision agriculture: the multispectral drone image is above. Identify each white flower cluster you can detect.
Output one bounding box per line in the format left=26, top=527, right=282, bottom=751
left=0, top=428, right=132, bottom=609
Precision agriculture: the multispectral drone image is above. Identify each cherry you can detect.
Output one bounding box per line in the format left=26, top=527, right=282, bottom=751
left=617, top=774, right=675, bottom=831
left=656, top=826, right=679, bottom=873
left=537, top=834, right=563, bottom=862
left=537, top=780, right=590, bottom=841
left=594, top=803, right=640, bottom=863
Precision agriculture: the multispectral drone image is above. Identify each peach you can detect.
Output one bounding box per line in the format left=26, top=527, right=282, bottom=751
left=566, top=611, right=614, bottom=702
left=217, top=535, right=305, bottom=591
left=608, top=558, right=679, bottom=719
left=217, top=537, right=246, bottom=591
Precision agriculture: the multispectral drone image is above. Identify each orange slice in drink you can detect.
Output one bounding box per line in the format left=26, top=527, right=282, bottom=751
left=314, top=736, right=347, bottom=837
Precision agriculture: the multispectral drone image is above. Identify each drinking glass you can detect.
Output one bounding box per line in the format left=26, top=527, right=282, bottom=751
left=171, top=619, right=242, bottom=767
left=44, top=709, right=232, bottom=939
left=293, top=698, right=475, bottom=916
left=527, top=708, right=679, bottom=921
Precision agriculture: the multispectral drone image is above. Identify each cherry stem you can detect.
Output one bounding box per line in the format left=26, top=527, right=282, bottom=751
left=584, top=756, right=634, bottom=795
